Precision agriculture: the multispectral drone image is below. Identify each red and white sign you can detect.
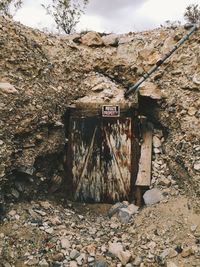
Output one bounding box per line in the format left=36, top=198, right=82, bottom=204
left=102, top=105, right=120, bottom=117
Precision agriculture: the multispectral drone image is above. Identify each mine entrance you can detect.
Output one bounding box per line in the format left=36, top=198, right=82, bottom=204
left=66, top=107, right=140, bottom=203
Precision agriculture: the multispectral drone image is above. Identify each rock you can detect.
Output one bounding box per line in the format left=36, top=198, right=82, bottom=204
left=194, top=162, right=200, bottom=171
left=108, top=202, right=128, bottom=218
left=138, top=46, right=154, bottom=59
left=154, top=148, right=161, bottom=154
left=12, top=223, right=19, bottom=230
left=166, top=262, right=178, bottom=267
left=168, top=248, right=178, bottom=258
left=193, top=73, right=200, bottom=85
left=81, top=32, right=103, bottom=47
left=132, top=256, right=142, bottom=266
left=17, top=166, right=35, bottom=176
left=70, top=249, right=80, bottom=260
left=52, top=252, right=64, bottom=261
left=139, top=82, right=163, bottom=100
left=118, top=208, right=132, bottom=224
left=181, top=247, right=193, bottom=257
left=8, top=209, right=16, bottom=216
left=87, top=256, right=95, bottom=263
left=127, top=204, right=139, bottom=214
left=187, top=107, right=197, bottom=116
left=69, top=261, right=78, bottom=267
left=84, top=243, right=96, bottom=255
left=143, top=188, right=164, bottom=205
left=102, top=34, right=119, bottom=46
left=118, top=250, right=131, bottom=265
left=94, top=261, right=108, bottom=267
left=108, top=242, right=123, bottom=258
left=34, top=209, right=46, bottom=216
left=194, top=231, right=200, bottom=238
left=60, top=237, right=71, bottom=249
left=28, top=209, right=42, bottom=220
left=108, top=242, right=131, bottom=265
left=26, top=257, right=39, bottom=266
left=39, top=259, right=49, bottom=267
left=118, top=204, right=138, bottom=224
left=158, top=178, right=171, bottom=187
left=39, top=201, right=51, bottom=209
left=76, top=254, right=85, bottom=265
left=160, top=248, right=178, bottom=259
left=11, top=188, right=20, bottom=199
left=153, top=136, right=162, bottom=148
left=0, top=82, right=18, bottom=94
left=191, top=224, right=198, bottom=232
left=174, top=245, right=183, bottom=254
left=45, top=227, right=54, bottom=234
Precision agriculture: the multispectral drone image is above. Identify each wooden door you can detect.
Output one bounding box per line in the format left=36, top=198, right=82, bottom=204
left=66, top=109, right=137, bottom=203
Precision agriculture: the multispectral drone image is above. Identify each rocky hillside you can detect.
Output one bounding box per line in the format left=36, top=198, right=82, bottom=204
left=1, top=16, right=199, bottom=199
left=0, top=17, right=200, bottom=199
left=0, top=16, right=200, bottom=267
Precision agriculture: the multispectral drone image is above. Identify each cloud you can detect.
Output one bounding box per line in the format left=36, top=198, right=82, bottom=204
left=87, top=0, right=148, bottom=18
left=82, top=0, right=150, bottom=32
left=80, top=0, right=154, bottom=33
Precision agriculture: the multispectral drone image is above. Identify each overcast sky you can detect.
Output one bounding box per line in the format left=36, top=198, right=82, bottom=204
left=14, top=0, right=199, bottom=33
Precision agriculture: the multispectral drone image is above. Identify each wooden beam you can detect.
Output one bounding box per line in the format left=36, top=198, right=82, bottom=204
left=135, top=118, right=153, bottom=186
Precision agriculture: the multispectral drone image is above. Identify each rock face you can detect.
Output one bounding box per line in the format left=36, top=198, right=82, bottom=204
left=0, top=16, right=200, bottom=211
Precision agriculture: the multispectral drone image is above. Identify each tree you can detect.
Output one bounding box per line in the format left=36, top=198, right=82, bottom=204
left=42, top=0, right=89, bottom=34
left=0, top=0, right=22, bottom=16
left=184, top=4, right=200, bottom=24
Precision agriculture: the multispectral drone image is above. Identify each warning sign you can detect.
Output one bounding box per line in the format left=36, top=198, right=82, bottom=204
left=102, top=105, right=120, bottom=117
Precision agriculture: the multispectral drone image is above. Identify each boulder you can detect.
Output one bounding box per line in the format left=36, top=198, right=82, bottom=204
left=81, top=32, right=103, bottom=47
left=143, top=188, right=164, bottom=205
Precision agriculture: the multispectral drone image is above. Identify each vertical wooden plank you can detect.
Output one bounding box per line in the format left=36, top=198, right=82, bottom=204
left=135, top=118, right=153, bottom=186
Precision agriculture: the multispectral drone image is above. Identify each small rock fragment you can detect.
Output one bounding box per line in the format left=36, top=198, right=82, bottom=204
left=94, top=261, right=108, bottom=267
left=194, top=162, right=200, bottom=171
left=158, top=178, right=171, bottom=187
left=69, top=261, right=78, bottom=267
left=60, top=237, right=71, bottom=249
left=133, top=256, right=142, bottom=266
left=70, top=249, right=80, bottom=260
left=52, top=252, right=64, bottom=261
left=118, top=250, right=131, bottom=265
left=39, top=259, right=49, bottom=267
left=166, top=262, right=178, bottom=267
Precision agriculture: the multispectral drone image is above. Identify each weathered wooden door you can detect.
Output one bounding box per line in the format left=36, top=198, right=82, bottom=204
left=66, top=109, right=138, bottom=203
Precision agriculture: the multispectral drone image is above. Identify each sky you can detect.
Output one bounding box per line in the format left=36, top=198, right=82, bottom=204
left=14, top=0, right=199, bottom=33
